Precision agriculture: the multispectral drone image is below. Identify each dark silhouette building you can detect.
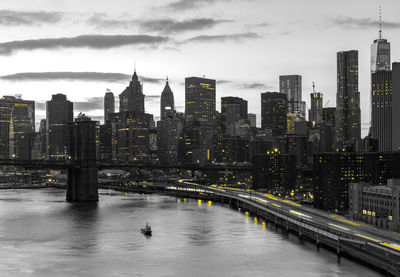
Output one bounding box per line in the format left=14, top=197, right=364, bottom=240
left=32, top=119, right=47, bottom=160
left=261, top=92, right=287, bottom=137
left=119, top=70, right=145, bottom=113
left=160, top=78, right=175, bottom=120
left=9, top=104, right=34, bottom=160
left=371, top=71, right=392, bottom=151
left=392, top=63, right=400, bottom=151
left=335, top=50, right=361, bottom=150
left=46, top=94, right=73, bottom=160
left=104, top=90, right=115, bottom=123
left=0, top=96, right=34, bottom=159
left=221, top=97, right=248, bottom=134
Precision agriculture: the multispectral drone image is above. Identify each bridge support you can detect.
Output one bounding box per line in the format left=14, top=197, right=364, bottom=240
left=66, top=117, right=98, bottom=202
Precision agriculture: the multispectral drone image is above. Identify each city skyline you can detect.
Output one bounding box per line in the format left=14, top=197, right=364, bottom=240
left=0, top=0, right=399, bottom=136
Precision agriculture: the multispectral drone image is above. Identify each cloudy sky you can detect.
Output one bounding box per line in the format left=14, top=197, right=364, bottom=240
left=0, top=0, right=399, bottom=136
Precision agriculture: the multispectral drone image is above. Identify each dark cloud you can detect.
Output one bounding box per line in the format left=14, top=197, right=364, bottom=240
left=1, top=72, right=165, bottom=84
left=141, top=18, right=230, bottom=33
left=165, top=0, right=249, bottom=11
left=240, top=82, right=273, bottom=90
left=88, top=14, right=229, bottom=34
left=182, top=32, right=259, bottom=44
left=0, top=10, right=62, bottom=26
left=145, top=95, right=161, bottom=99
left=0, top=34, right=169, bottom=55
left=332, top=17, right=400, bottom=29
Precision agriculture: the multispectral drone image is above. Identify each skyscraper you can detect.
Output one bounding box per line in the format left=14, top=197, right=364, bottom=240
left=185, top=76, right=216, bottom=128
left=104, top=90, right=115, bottom=123
left=160, top=78, right=175, bottom=120
left=371, top=71, right=392, bottom=151
left=371, top=16, right=392, bottom=152
left=261, top=92, right=287, bottom=137
left=279, top=75, right=305, bottom=117
left=335, top=50, right=361, bottom=150
left=119, top=70, right=145, bottom=113
left=392, top=63, right=400, bottom=151
left=221, top=97, right=247, bottom=134
left=46, top=94, right=73, bottom=159
left=310, top=92, right=323, bottom=127
left=0, top=96, right=34, bottom=159
left=9, top=104, right=34, bottom=160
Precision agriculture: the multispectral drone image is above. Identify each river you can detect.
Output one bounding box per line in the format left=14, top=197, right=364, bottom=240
left=0, top=188, right=383, bottom=276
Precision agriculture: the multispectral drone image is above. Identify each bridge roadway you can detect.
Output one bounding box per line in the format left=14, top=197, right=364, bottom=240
left=0, top=159, right=252, bottom=171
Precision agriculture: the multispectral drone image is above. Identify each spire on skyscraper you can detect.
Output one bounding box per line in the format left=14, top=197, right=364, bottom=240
left=379, top=5, right=382, bottom=39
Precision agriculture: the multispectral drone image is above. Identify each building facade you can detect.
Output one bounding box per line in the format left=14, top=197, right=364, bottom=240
left=104, top=90, right=115, bottom=123
left=119, top=70, right=145, bottom=113
left=335, top=50, right=361, bottom=150
left=46, top=94, right=73, bottom=160
left=160, top=78, right=175, bottom=120
left=261, top=92, right=287, bottom=137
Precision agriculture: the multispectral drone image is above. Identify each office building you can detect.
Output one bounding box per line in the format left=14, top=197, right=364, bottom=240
left=280, top=75, right=305, bottom=117
left=160, top=78, right=175, bottom=120
left=46, top=94, right=73, bottom=160
left=310, top=92, right=323, bottom=127
left=392, top=63, right=400, bottom=151
left=9, top=104, right=34, bottom=160
left=104, top=90, right=115, bottom=123
left=119, top=70, right=145, bottom=113
left=335, top=50, right=361, bottom=150
left=261, top=92, right=287, bottom=137
left=0, top=96, right=34, bottom=159
left=221, top=97, right=247, bottom=133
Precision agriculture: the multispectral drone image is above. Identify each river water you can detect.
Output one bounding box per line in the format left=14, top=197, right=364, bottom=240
left=0, top=189, right=382, bottom=276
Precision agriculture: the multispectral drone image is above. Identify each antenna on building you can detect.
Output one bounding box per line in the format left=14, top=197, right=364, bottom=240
left=134, top=61, right=136, bottom=72
left=379, top=5, right=382, bottom=39
left=312, top=81, right=316, bottom=93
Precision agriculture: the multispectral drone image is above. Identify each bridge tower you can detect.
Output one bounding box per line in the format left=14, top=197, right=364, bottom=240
left=66, top=115, right=98, bottom=201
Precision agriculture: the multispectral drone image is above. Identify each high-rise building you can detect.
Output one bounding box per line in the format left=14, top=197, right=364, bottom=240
left=371, top=71, right=392, bottom=151
left=104, top=90, right=115, bottom=123
left=279, top=75, right=305, bottom=117
left=110, top=111, right=151, bottom=162
left=119, top=70, right=145, bottom=113
left=160, top=78, right=175, bottom=120
left=322, top=107, right=336, bottom=126
left=221, top=97, right=247, bottom=133
left=185, top=77, right=216, bottom=130
left=0, top=96, right=34, bottom=159
left=184, top=76, right=216, bottom=163
left=9, top=104, right=34, bottom=160
left=335, top=50, right=361, bottom=150
left=371, top=20, right=392, bottom=152
left=310, top=92, right=323, bottom=127
left=261, top=92, right=287, bottom=137
left=157, top=118, right=183, bottom=164
left=392, top=63, right=400, bottom=151
left=46, top=94, right=73, bottom=159
left=32, top=119, right=47, bottom=160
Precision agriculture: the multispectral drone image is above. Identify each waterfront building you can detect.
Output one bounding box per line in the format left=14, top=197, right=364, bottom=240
left=9, top=104, right=34, bottom=160
left=0, top=96, right=34, bottom=159
left=349, top=179, right=400, bottom=231
left=157, top=118, right=183, bottom=164
left=46, top=94, right=73, bottom=160
left=392, top=63, right=400, bottom=151
left=31, top=119, right=47, bottom=160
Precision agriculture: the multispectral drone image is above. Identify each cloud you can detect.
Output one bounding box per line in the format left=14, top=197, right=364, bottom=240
left=87, top=13, right=137, bottom=29
left=240, top=82, right=272, bottom=90
left=332, top=17, right=400, bottom=29
left=1, top=72, right=165, bottom=84
left=74, top=97, right=104, bottom=112
left=182, top=32, right=259, bottom=43
left=165, top=0, right=248, bottom=11
left=0, top=34, right=169, bottom=55
left=0, top=10, right=62, bottom=26
left=141, top=18, right=230, bottom=33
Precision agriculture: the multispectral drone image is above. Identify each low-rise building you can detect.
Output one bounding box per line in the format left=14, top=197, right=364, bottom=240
left=349, top=179, right=400, bottom=231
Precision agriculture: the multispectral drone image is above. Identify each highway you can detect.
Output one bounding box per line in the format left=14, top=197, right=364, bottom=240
left=179, top=181, right=400, bottom=254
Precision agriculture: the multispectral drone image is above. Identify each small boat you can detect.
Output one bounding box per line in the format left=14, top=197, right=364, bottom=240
left=141, top=222, right=152, bottom=236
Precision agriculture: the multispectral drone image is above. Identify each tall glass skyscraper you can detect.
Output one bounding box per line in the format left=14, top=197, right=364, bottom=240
left=371, top=13, right=392, bottom=151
